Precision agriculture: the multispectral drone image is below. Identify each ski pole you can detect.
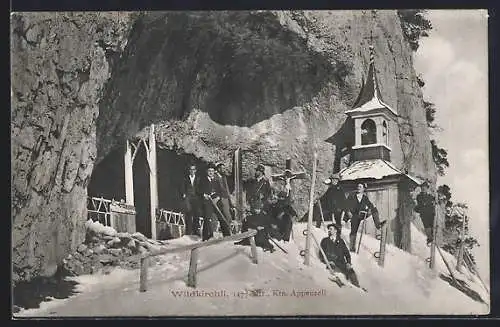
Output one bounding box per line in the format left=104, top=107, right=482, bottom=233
left=268, top=237, right=288, bottom=254
left=356, top=211, right=368, bottom=254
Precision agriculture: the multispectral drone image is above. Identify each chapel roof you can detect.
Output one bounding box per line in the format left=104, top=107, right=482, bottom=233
left=338, top=159, right=422, bottom=186
left=345, top=45, right=397, bottom=117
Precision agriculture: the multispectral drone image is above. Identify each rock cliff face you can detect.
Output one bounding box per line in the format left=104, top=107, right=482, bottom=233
left=11, top=12, right=136, bottom=283
left=11, top=10, right=435, bottom=283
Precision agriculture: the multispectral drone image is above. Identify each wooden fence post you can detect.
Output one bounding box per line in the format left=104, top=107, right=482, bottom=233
left=305, top=151, right=318, bottom=266
left=429, top=194, right=441, bottom=270
left=124, top=140, right=135, bottom=206
left=377, top=224, right=388, bottom=267
left=137, top=230, right=257, bottom=291
left=187, top=248, right=199, bottom=288
left=140, top=256, right=149, bottom=292
left=249, top=235, right=258, bottom=264
left=149, top=124, right=158, bottom=240
left=456, top=215, right=466, bottom=272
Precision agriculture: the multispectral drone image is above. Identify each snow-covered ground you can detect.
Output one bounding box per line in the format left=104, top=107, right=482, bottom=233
left=15, top=223, right=490, bottom=317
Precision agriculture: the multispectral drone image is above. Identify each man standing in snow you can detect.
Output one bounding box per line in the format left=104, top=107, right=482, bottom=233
left=180, top=163, right=201, bottom=236
left=200, top=163, right=231, bottom=240
left=344, top=183, right=386, bottom=252
left=319, top=174, right=346, bottom=230
left=414, top=182, right=435, bottom=246
left=320, top=224, right=359, bottom=287
left=247, top=164, right=272, bottom=214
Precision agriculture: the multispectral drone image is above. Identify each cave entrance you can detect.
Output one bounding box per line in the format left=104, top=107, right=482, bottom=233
left=129, top=142, right=209, bottom=238
left=88, top=124, right=239, bottom=239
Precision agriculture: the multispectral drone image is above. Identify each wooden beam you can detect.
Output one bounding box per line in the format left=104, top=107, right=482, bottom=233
left=234, top=148, right=243, bottom=222
left=304, top=151, right=318, bottom=266
left=143, top=229, right=258, bottom=257
left=139, top=257, right=149, bottom=292
left=138, top=229, right=258, bottom=291
left=317, top=201, right=325, bottom=230
left=456, top=215, right=466, bottom=272
left=131, top=140, right=142, bottom=163
left=249, top=235, right=258, bottom=264
left=436, top=246, right=458, bottom=284
left=149, top=124, right=158, bottom=240
left=187, top=248, right=199, bottom=288
left=377, top=223, right=388, bottom=267
left=429, top=193, right=441, bottom=270
left=124, top=140, right=135, bottom=206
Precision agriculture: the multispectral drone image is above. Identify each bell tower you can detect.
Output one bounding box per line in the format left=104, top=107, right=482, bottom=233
left=345, top=43, right=398, bottom=162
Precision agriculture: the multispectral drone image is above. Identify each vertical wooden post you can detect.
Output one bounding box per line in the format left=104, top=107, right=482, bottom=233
left=429, top=193, right=441, bottom=270
left=139, top=256, right=149, bottom=292
left=378, top=224, right=387, bottom=267
left=456, top=215, right=466, bottom=272
left=305, top=151, right=318, bottom=266
left=317, top=201, right=325, bottom=229
left=249, top=234, right=258, bottom=264
left=234, top=148, right=243, bottom=222
left=124, top=140, right=135, bottom=206
left=357, top=219, right=367, bottom=254
left=149, top=124, right=158, bottom=240
left=187, top=248, right=199, bottom=288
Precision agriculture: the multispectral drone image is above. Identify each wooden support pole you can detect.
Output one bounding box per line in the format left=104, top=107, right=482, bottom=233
left=304, top=151, right=318, bottom=266
left=139, top=256, right=149, bottom=292
left=249, top=235, right=258, bottom=264
left=187, top=248, right=199, bottom=288
left=138, top=230, right=257, bottom=290
left=124, top=140, right=135, bottom=206
left=378, top=224, right=388, bottom=267
left=357, top=219, right=367, bottom=254
left=317, top=201, right=325, bottom=230
left=149, top=124, right=158, bottom=240
left=456, top=215, right=466, bottom=272
left=234, top=148, right=243, bottom=222
left=437, top=246, right=458, bottom=284
left=429, top=194, right=441, bottom=270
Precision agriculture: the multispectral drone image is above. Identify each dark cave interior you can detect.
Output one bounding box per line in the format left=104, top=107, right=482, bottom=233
left=87, top=145, right=236, bottom=238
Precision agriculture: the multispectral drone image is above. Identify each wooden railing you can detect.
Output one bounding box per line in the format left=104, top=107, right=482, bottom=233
left=156, top=208, right=185, bottom=239
left=87, top=196, right=113, bottom=227
left=139, top=229, right=258, bottom=292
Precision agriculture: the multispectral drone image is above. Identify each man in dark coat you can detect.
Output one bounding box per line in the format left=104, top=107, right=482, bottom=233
left=180, top=163, right=202, bottom=236
left=235, top=205, right=275, bottom=252
left=414, top=182, right=435, bottom=245
left=344, top=183, right=386, bottom=252
left=320, top=224, right=359, bottom=287
left=268, top=191, right=296, bottom=242
left=319, top=174, right=346, bottom=230
left=247, top=164, right=272, bottom=213
left=199, top=163, right=231, bottom=240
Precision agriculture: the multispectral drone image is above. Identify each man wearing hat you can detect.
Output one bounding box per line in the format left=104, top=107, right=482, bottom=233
left=320, top=173, right=346, bottom=231
left=235, top=204, right=276, bottom=252
left=199, top=163, right=231, bottom=239
left=344, top=183, right=386, bottom=252
left=268, top=191, right=297, bottom=242
left=247, top=163, right=272, bottom=213
left=215, top=162, right=233, bottom=234
left=320, top=223, right=359, bottom=287
left=414, top=181, right=435, bottom=246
